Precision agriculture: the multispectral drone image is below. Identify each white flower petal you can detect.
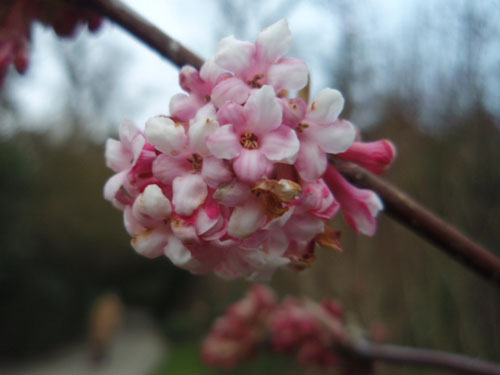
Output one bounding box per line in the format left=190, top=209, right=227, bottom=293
left=145, top=116, right=187, bottom=155
left=228, top=199, right=266, bottom=238
left=308, top=119, right=356, bottom=154
left=131, top=226, right=169, bottom=259
left=105, top=138, right=129, bottom=172
left=103, top=170, right=128, bottom=202
left=133, top=184, right=172, bottom=219
left=215, top=35, right=255, bottom=75
left=164, top=235, right=199, bottom=270
left=256, top=19, right=292, bottom=63
left=188, top=104, right=219, bottom=156
left=267, top=57, right=308, bottom=91
left=307, top=88, right=345, bottom=125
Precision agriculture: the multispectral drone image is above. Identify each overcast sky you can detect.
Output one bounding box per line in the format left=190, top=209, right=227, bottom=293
left=4, top=0, right=499, bottom=137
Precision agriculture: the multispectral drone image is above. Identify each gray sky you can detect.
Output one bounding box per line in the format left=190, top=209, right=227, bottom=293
left=4, top=0, right=499, bottom=136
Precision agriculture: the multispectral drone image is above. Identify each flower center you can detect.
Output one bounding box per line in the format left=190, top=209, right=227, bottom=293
left=240, top=132, right=259, bottom=149
left=247, top=74, right=264, bottom=88
left=295, top=122, right=309, bottom=133
left=187, top=153, right=203, bottom=171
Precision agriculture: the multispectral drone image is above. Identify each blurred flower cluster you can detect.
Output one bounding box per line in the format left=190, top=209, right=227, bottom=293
left=202, top=284, right=346, bottom=369
left=0, top=0, right=102, bottom=86
left=104, top=19, right=395, bottom=280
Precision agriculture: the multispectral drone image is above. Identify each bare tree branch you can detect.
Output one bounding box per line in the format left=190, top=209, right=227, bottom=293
left=81, top=0, right=500, bottom=287
left=340, top=340, right=500, bottom=375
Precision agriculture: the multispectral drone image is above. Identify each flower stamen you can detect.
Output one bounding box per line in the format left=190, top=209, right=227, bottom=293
left=187, top=153, right=203, bottom=171
left=247, top=74, right=264, bottom=88
left=240, top=132, right=259, bottom=149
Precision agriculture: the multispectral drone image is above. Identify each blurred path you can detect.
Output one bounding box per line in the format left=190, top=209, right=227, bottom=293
left=1, top=310, right=166, bottom=375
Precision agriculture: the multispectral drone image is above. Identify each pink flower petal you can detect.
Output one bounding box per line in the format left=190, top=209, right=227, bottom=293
left=306, top=88, right=344, bottom=125
left=211, top=77, right=251, bottom=108
left=261, top=125, right=300, bottom=163
left=179, top=65, right=204, bottom=93
left=200, top=59, right=228, bottom=85
left=228, top=199, right=267, bottom=238
left=233, top=149, right=271, bottom=184
left=119, top=119, right=141, bottom=147
left=152, top=154, right=191, bottom=184
left=206, top=124, right=241, bottom=160
left=267, top=57, right=308, bottom=91
left=337, top=139, right=397, bottom=174
left=308, top=119, right=356, bottom=154
left=295, top=142, right=327, bottom=181
left=323, top=165, right=383, bottom=236
left=172, top=174, right=208, bottom=216
left=256, top=19, right=292, bottom=64
left=215, top=35, right=255, bottom=75
left=145, top=116, right=187, bottom=155
left=216, top=101, right=247, bottom=132
left=244, top=85, right=283, bottom=135
left=169, top=93, right=202, bottom=122
left=201, top=156, right=233, bottom=188
left=284, top=213, right=325, bottom=242
left=281, top=97, right=307, bottom=128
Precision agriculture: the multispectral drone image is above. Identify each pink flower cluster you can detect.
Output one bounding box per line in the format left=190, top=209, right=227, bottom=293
left=201, top=284, right=276, bottom=369
left=202, top=284, right=346, bottom=370
left=104, top=19, right=396, bottom=280
left=0, top=0, right=102, bottom=86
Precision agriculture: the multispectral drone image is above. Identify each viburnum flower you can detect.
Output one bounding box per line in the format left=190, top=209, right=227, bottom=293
left=103, top=19, right=396, bottom=280
left=0, top=0, right=101, bottom=87
left=202, top=284, right=346, bottom=370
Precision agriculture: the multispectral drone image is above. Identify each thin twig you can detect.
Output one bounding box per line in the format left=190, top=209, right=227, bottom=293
left=341, top=341, right=500, bottom=375
left=81, top=0, right=500, bottom=286
left=308, top=299, right=500, bottom=375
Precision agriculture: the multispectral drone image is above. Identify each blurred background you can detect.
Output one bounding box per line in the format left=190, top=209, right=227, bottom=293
left=1, top=0, right=499, bottom=374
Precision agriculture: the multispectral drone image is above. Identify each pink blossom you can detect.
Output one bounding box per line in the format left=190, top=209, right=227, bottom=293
left=104, top=19, right=395, bottom=280
left=287, top=89, right=356, bottom=181
left=337, top=139, right=397, bottom=174
left=203, top=285, right=345, bottom=370
left=214, top=19, right=308, bottom=94
left=207, top=85, right=299, bottom=184
left=323, top=164, right=383, bottom=236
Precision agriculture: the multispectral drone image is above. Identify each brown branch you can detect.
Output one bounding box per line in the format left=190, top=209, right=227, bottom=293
left=81, top=0, right=500, bottom=286
left=307, top=299, right=500, bottom=375
left=336, top=162, right=500, bottom=286
left=339, top=340, right=500, bottom=375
